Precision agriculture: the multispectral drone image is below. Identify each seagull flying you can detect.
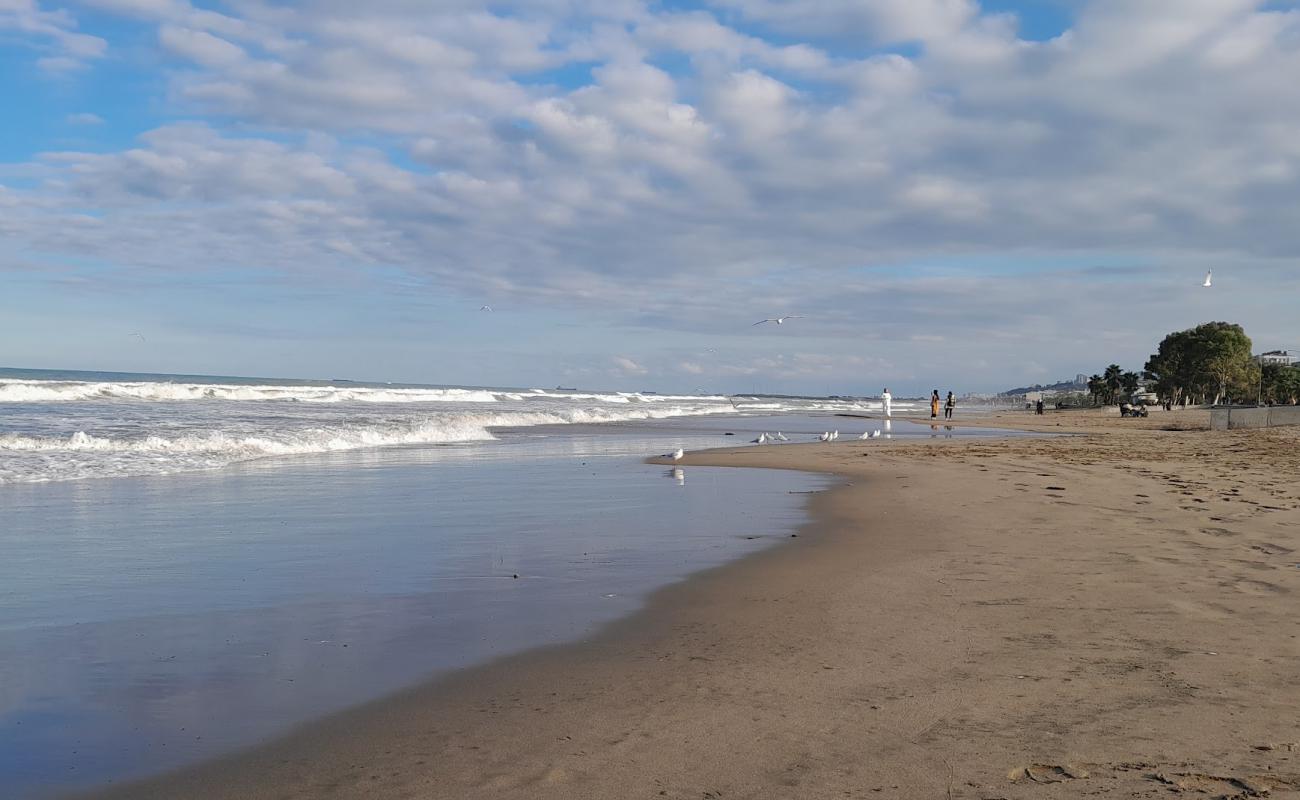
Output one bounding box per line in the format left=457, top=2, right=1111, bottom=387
left=752, top=315, right=805, bottom=326
left=129, top=333, right=146, bottom=342
left=479, top=305, right=493, bottom=311
left=1202, top=269, right=1212, bottom=288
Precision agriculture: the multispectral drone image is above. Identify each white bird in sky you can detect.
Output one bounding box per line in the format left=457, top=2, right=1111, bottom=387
left=1202, top=269, right=1213, bottom=288
left=670, top=448, right=684, bottom=461
left=752, top=315, right=805, bottom=326
left=129, top=333, right=146, bottom=342
left=479, top=305, right=493, bottom=311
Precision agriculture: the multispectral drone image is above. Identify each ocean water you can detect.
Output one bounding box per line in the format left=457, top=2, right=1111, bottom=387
left=0, top=369, right=1019, bottom=798
left=0, top=368, right=914, bottom=484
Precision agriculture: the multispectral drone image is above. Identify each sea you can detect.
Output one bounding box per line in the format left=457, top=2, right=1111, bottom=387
left=0, top=368, right=1017, bottom=798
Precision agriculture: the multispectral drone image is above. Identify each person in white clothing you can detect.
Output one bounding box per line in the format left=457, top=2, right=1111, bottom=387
left=881, top=388, right=892, bottom=417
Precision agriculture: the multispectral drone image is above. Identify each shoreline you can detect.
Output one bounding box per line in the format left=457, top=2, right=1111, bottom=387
left=78, top=414, right=1300, bottom=799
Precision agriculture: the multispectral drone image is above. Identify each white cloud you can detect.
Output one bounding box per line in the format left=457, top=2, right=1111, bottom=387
left=159, top=25, right=246, bottom=67
left=66, top=111, right=104, bottom=124
left=709, top=0, right=979, bottom=43
left=612, top=356, right=648, bottom=375
left=4, top=1, right=1300, bottom=390
left=1, top=0, right=106, bottom=69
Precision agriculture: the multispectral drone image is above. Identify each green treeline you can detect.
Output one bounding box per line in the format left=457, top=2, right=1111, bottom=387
left=1080, top=322, right=1299, bottom=407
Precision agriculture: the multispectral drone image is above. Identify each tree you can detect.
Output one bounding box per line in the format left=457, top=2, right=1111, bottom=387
left=1145, top=331, right=1192, bottom=405
left=1144, top=322, right=1255, bottom=405
left=1195, top=323, right=1255, bottom=404
left=1262, top=364, right=1300, bottom=405
left=1103, top=364, right=1123, bottom=404
left=1121, top=371, right=1140, bottom=397
left=1087, top=374, right=1106, bottom=406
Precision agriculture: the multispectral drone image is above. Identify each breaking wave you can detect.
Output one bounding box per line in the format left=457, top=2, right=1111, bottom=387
left=0, top=378, right=735, bottom=406
left=0, top=405, right=731, bottom=483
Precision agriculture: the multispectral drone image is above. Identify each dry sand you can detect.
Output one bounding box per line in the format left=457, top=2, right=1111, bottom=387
left=83, top=413, right=1300, bottom=799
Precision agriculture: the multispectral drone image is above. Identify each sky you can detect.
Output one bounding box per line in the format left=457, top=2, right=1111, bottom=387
left=2, top=0, right=1299, bottom=395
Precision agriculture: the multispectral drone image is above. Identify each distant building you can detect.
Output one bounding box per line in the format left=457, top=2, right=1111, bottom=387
left=1258, top=350, right=1299, bottom=366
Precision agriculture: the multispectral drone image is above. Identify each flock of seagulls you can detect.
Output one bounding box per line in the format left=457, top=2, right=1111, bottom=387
left=666, top=425, right=887, bottom=464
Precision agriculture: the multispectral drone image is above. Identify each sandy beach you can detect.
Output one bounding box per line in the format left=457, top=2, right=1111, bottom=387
left=83, top=410, right=1300, bottom=799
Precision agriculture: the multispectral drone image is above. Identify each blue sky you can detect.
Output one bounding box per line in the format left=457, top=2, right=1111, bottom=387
left=2, top=0, right=1298, bottom=394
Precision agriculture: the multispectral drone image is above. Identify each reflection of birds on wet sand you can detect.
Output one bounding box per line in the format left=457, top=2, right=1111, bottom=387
left=666, top=467, right=685, bottom=486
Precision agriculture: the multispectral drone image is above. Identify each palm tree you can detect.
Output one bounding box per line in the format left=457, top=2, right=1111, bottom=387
left=1103, top=364, right=1124, bottom=405
left=1087, top=374, right=1106, bottom=406
left=1121, top=371, right=1140, bottom=398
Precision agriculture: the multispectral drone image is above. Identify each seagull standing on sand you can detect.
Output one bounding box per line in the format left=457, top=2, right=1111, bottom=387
left=830, top=430, right=839, bottom=441
left=753, top=433, right=768, bottom=444
left=670, top=448, right=684, bottom=461
left=1202, top=269, right=1213, bottom=288
left=819, top=431, right=831, bottom=442
left=752, top=316, right=805, bottom=326
left=775, top=432, right=788, bottom=441
left=858, top=430, right=871, bottom=440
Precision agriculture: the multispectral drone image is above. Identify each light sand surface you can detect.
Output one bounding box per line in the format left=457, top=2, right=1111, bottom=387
left=82, top=419, right=1300, bottom=800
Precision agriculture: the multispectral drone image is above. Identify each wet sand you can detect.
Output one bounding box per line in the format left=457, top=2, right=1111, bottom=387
left=82, top=412, right=1300, bottom=799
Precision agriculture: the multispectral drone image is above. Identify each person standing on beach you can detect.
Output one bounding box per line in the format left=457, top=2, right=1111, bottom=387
left=930, top=390, right=940, bottom=419
left=881, top=388, right=892, bottom=417
left=944, top=391, right=955, bottom=419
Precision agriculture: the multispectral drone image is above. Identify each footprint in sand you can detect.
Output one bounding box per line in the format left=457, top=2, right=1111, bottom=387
left=1250, top=542, right=1295, bottom=556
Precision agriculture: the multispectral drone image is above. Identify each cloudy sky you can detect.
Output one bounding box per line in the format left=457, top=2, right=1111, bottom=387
left=2, top=0, right=1298, bottom=394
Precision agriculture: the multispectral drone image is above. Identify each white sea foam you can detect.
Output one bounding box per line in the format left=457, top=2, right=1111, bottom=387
left=0, top=373, right=907, bottom=484
left=0, top=380, right=512, bottom=404
left=0, top=405, right=732, bottom=483
left=0, top=379, right=736, bottom=406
